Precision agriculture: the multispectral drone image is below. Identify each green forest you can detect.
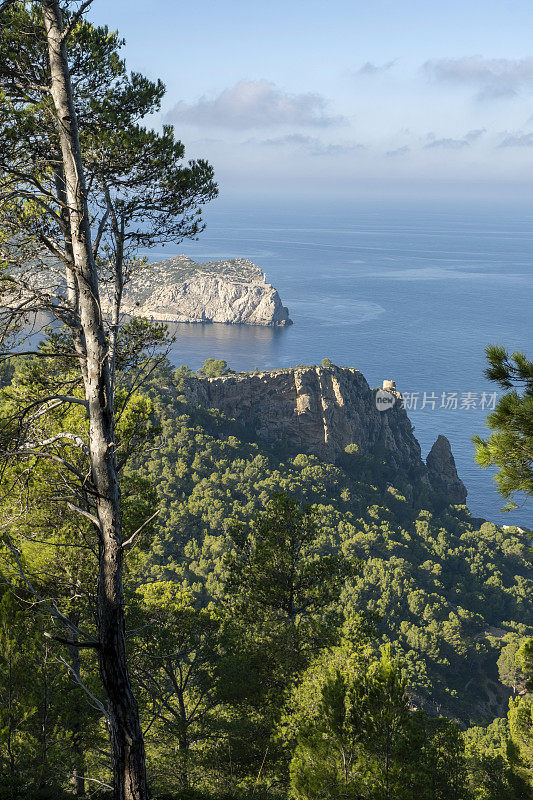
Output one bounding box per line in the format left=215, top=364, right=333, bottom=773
left=0, top=354, right=532, bottom=799
left=0, top=2, right=532, bottom=799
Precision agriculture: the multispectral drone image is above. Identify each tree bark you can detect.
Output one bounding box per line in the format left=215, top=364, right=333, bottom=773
left=38, top=644, right=50, bottom=788
left=102, top=182, right=124, bottom=397
left=67, top=609, right=86, bottom=800
left=40, top=3, right=149, bottom=798
left=176, top=688, right=190, bottom=789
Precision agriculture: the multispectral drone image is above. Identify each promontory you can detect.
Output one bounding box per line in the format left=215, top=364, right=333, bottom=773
left=117, top=255, right=292, bottom=327
left=184, top=364, right=468, bottom=507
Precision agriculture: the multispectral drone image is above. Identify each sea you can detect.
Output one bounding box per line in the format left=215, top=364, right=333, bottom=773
left=139, top=197, right=533, bottom=528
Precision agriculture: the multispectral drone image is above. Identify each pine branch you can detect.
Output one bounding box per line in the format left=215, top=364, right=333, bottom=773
left=61, top=0, right=94, bottom=41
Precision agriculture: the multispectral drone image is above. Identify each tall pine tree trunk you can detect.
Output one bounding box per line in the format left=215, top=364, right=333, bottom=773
left=41, top=3, right=149, bottom=797
left=67, top=610, right=86, bottom=799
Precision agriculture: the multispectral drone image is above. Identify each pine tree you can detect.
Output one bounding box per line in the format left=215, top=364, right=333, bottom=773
left=474, top=345, right=533, bottom=510
left=0, top=3, right=216, bottom=796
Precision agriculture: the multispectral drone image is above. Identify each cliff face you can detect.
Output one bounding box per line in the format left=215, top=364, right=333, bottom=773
left=186, top=366, right=467, bottom=504
left=118, top=255, right=291, bottom=327
left=426, top=435, right=468, bottom=504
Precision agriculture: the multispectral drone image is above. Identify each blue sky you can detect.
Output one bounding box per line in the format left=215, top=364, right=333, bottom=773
left=91, top=0, right=533, bottom=200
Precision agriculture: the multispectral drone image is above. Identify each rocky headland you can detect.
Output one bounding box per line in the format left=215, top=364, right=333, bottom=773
left=185, top=364, right=467, bottom=506
left=118, top=255, right=292, bottom=326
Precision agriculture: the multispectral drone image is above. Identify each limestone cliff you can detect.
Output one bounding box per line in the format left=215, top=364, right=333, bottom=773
left=118, top=255, right=291, bottom=326
left=426, top=434, right=468, bottom=504
left=185, top=365, right=467, bottom=505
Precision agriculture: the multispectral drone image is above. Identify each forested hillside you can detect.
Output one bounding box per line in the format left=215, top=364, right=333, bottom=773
left=0, top=353, right=532, bottom=798
left=136, top=364, right=532, bottom=722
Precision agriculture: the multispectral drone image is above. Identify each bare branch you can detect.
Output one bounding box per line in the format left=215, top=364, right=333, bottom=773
left=39, top=232, right=74, bottom=266
left=21, top=432, right=90, bottom=455
left=44, top=631, right=99, bottom=649
left=56, top=654, right=109, bottom=719
left=66, top=501, right=102, bottom=531
left=121, top=510, right=159, bottom=549
left=115, top=353, right=170, bottom=426
left=22, top=395, right=88, bottom=423
left=0, top=351, right=79, bottom=360
left=92, top=207, right=110, bottom=258
left=4, top=450, right=89, bottom=485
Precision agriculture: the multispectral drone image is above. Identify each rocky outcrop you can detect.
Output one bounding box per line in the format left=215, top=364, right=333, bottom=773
left=426, top=435, right=467, bottom=504
left=185, top=365, right=468, bottom=505
left=117, top=255, right=291, bottom=326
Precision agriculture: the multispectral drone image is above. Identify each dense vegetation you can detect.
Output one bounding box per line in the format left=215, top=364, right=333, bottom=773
left=0, top=356, right=531, bottom=798
left=0, top=1, right=531, bottom=797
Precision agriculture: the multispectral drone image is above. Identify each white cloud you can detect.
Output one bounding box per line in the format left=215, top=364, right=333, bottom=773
left=252, top=134, right=364, bottom=156
left=258, top=134, right=318, bottom=147
left=499, top=131, right=533, bottom=147
left=356, top=60, right=397, bottom=76
left=386, top=146, right=411, bottom=157
left=166, top=80, right=345, bottom=129
left=425, top=138, right=469, bottom=149
left=424, top=56, right=533, bottom=100
left=318, top=141, right=366, bottom=156
left=424, top=129, right=485, bottom=149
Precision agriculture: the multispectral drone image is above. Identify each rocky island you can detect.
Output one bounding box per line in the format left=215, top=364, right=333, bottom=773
left=119, top=255, right=292, bottom=326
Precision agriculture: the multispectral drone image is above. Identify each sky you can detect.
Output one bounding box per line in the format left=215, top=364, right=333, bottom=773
left=90, top=0, right=533, bottom=200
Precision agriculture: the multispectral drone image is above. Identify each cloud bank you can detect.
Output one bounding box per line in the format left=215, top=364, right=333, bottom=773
left=499, top=131, right=533, bottom=147
left=424, top=56, right=533, bottom=99
left=424, top=129, right=485, bottom=149
left=166, top=80, right=345, bottom=129
left=255, top=134, right=365, bottom=156
left=386, top=146, right=410, bottom=157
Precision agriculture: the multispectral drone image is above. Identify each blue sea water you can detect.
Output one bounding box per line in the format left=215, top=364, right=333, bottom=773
left=141, top=198, right=533, bottom=528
